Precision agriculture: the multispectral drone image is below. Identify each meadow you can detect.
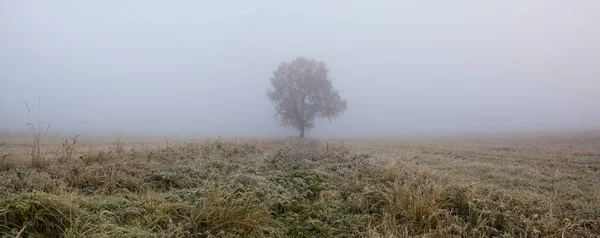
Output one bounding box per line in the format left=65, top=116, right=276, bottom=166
left=0, top=132, right=599, bottom=237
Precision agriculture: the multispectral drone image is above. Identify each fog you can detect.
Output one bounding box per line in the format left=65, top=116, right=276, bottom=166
left=1, top=1, right=599, bottom=138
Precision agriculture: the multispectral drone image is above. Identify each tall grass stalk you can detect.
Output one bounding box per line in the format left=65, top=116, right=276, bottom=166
left=24, top=99, right=48, bottom=167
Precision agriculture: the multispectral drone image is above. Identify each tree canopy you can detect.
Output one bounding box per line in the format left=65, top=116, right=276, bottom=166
left=267, top=57, right=347, bottom=138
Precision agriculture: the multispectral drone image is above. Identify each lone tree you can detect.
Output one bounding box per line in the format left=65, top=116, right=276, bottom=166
left=267, top=57, right=347, bottom=138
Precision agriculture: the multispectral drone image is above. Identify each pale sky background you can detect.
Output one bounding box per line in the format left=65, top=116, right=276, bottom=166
left=1, top=1, right=599, bottom=138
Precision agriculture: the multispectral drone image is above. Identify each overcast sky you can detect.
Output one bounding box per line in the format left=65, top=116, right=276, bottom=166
left=1, top=1, right=599, bottom=138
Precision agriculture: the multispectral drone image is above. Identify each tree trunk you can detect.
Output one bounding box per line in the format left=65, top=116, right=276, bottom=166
left=299, top=125, right=305, bottom=138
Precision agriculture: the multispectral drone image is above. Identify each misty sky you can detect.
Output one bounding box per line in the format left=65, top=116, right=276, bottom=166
left=1, top=1, right=599, bottom=138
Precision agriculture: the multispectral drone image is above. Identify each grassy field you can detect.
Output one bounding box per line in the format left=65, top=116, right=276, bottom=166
left=0, top=133, right=599, bottom=237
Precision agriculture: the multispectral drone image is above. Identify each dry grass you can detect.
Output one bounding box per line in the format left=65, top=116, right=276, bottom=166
left=0, top=133, right=599, bottom=237
left=58, top=135, right=78, bottom=163
left=24, top=100, right=45, bottom=168
left=115, top=132, right=124, bottom=156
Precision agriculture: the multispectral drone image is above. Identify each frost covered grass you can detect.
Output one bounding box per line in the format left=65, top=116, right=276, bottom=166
left=0, top=134, right=599, bottom=237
